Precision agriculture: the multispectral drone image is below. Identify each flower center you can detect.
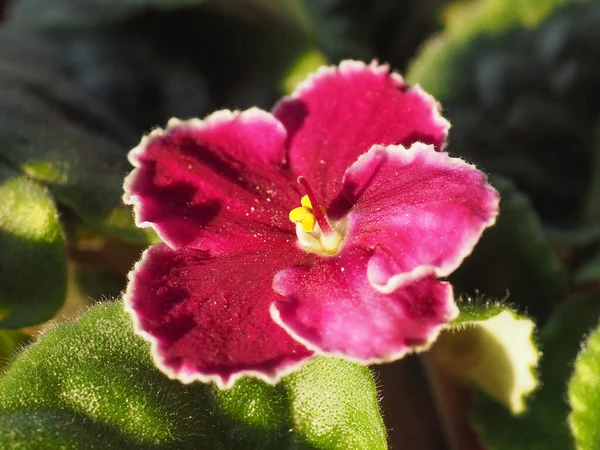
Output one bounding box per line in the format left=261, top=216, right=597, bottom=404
left=288, top=176, right=345, bottom=256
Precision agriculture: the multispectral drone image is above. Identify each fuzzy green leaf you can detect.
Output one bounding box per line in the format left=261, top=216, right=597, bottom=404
left=451, top=177, right=567, bottom=323
left=451, top=297, right=510, bottom=325
left=0, top=301, right=386, bottom=449
left=568, top=319, right=600, bottom=449
left=476, top=295, right=600, bottom=449
left=0, top=164, right=67, bottom=328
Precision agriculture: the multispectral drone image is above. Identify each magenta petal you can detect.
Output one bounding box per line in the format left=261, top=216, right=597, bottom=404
left=125, top=243, right=314, bottom=389
left=272, top=249, right=456, bottom=362
left=340, top=142, right=499, bottom=290
left=274, top=60, right=450, bottom=205
left=124, top=108, right=300, bottom=251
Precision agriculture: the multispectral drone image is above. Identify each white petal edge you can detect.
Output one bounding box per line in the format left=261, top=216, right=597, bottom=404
left=123, top=245, right=313, bottom=390
left=272, top=59, right=450, bottom=147
left=122, top=107, right=288, bottom=250
left=341, top=142, right=499, bottom=293
left=270, top=279, right=456, bottom=366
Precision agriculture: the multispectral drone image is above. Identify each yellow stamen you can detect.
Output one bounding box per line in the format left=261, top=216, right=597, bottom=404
left=290, top=176, right=346, bottom=256
left=290, top=196, right=320, bottom=232
left=301, top=195, right=312, bottom=209
left=289, top=193, right=329, bottom=234
left=289, top=204, right=318, bottom=232
left=289, top=206, right=308, bottom=223
left=301, top=214, right=317, bottom=232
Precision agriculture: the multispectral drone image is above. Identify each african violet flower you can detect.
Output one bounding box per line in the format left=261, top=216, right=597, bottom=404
left=124, top=61, right=499, bottom=388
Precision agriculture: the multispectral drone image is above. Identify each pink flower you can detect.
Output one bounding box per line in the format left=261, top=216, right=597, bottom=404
left=123, top=61, right=499, bottom=388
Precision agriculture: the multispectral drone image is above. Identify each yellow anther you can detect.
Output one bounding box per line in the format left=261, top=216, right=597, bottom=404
left=301, top=213, right=317, bottom=232
left=289, top=206, right=308, bottom=223
left=301, top=195, right=312, bottom=209
left=289, top=195, right=320, bottom=232
left=292, top=176, right=345, bottom=256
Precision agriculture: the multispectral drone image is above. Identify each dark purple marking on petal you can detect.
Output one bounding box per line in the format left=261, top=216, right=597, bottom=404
left=125, top=243, right=315, bottom=389
left=124, top=108, right=300, bottom=251
left=274, top=60, right=450, bottom=206
left=272, top=247, right=456, bottom=363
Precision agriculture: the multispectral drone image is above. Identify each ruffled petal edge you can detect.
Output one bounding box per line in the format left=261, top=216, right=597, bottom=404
left=124, top=245, right=313, bottom=390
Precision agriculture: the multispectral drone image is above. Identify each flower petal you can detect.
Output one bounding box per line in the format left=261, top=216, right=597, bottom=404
left=272, top=248, right=456, bottom=363
left=124, top=108, right=299, bottom=251
left=274, top=60, right=449, bottom=205
left=125, top=243, right=314, bottom=389
left=338, top=142, right=499, bottom=290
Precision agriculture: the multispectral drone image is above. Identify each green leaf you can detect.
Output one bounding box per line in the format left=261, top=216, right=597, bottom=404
left=568, top=319, right=600, bottom=449
left=476, top=295, right=600, bottom=449
left=451, top=296, right=510, bottom=326
left=0, top=301, right=387, bottom=449
left=0, top=164, right=67, bottom=328
left=451, top=176, right=567, bottom=323
left=407, top=0, right=593, bottom=96
left=0, top=30, right=150, bottom=244
left=431, top=299, right=539, bottom=414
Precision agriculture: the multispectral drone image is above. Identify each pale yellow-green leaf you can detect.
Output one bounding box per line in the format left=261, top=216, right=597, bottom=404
left=431, top=305, right=539, bottom=414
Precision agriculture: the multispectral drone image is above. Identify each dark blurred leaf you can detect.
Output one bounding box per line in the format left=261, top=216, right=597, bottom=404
left=582, top=121, right=600, bottom=227
left=0, top=329, right=30, bottom=371
left=8, top=0, right=442, bottom=72
left=0, top=301, right=387, bottom=449
left=48, top=23, right=210, bottom=134
left=451, top=176, right=567, bottom=323
left=407, top=0, right=592, bottom=96
left=574, top=251, right=600, bottom=285
left=0, top=2, right=313, bottom=242
left=123, top=7, right=310, bottom=112
left=7, top=0, right=208, bottom=27
left=0, top=164, right=67, bottom=328
left=0, top=29, right=151, bottom=243
left=475, top=294, right=600, bottom=450
left=72, top=267, right=126, bottom=302
left=300, top=0, right=443, bottom=70
left=31, top=7, right=311, bottom=127
left=412, top=2, right=600, bottom=229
